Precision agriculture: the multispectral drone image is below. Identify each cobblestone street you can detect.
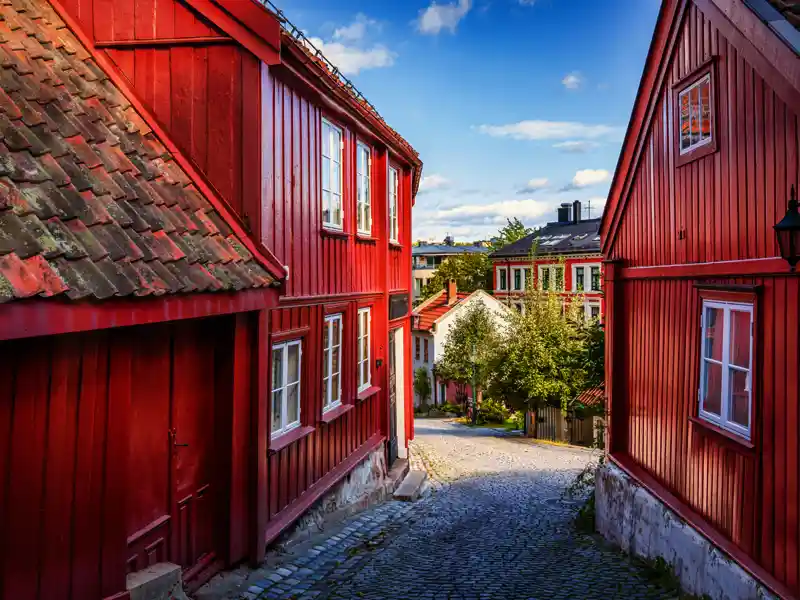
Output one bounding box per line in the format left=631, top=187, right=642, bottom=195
left=229, top=419, right=677, bottom=600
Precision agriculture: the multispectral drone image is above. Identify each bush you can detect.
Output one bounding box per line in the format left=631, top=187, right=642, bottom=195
left=439, top=402, right=464, bottom=416
left=477, top=398, right=509, bottom=425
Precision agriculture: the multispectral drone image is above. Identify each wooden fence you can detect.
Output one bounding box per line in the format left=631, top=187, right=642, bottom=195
left=525, top=407, right=604, bottom=448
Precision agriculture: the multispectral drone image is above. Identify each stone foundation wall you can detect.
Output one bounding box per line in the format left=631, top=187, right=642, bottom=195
left=275, top=445, right=395, bottom=549
left=596, top=462, right=776, bottom=600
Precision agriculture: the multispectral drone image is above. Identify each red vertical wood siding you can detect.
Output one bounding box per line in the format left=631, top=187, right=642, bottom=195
left=86, top=0, right=225, bottom=42
left=617, top=276, right=800, bottom=595
left=607, top=3, right=800, bottom=596
left=610, top=4, right=799, bottom=268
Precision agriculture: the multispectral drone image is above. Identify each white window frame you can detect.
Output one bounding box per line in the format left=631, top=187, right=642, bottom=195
left=358, top=307, right=371, bottom=392
left=270, top=339, right=302, bottom=439
left=678, top=73, right=713, bottom=155
left=698, top=300, right=753, bottom=440
left=357, top=142, right=371, bottom=235
left=389, top=166, right=399, bottom=243
left=572, top=263, right=602, bottom=293
left=586, top=302, right=601, bottom=322
left=538, top=264, right=565, bottom=292
left=497, top=267, right=508, bottom=291
left=322, top=118, right=343, bottom=230
left=322, top=314, right=343, bottom=413
left=511, top=267, right=525, bottom=291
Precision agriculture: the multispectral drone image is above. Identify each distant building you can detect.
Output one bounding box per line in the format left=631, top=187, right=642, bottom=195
left=490, top=201, right=603, bottom=322
left=411, top=281, right=510, bottom=406
left=412, top=239, right=490, bottom=302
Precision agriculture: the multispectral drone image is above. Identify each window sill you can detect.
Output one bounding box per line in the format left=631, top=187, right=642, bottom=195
left=389, top=241, right=402, bottom=249
left=321, top=227, right=349, bottom=239
left=356, top=385, right=381, bottom=402
left=320, top=403, right=354, bottom=424
left=269, top=425, right=315, bottom=454
left=688, top=416, right=754, bottom=452
left=356, top=234, right=377, bottom=244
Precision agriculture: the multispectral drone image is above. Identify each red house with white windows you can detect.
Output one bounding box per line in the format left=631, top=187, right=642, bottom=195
left=0, top=1, right=420, bottom=598
left=599, top=0, right=800, bottom=598
left=490, top=201, right=603, bottom=321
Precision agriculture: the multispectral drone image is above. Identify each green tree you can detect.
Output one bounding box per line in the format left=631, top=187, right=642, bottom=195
left=419, top=252, right=491, bottom=301
left=435, top=302, right=501, bottom=411
left=413, top=368, right=432, bottom=411
left=491, top=217, right=533, bottom=251
left=488, top=280, right=592, bottom=424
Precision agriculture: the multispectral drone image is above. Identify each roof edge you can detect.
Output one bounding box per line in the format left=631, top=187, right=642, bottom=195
left=412, top=289, right=446, bottom=314
left=49, top=0, right=287, bottom=282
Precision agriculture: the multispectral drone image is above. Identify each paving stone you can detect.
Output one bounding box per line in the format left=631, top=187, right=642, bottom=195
left=220, top=419, right=682, bottom=600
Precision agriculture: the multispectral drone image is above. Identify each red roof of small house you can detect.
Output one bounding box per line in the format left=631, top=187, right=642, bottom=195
left=412, top=290, right=471, bottom=332
left=0, top=0, right=276, bottom=303
left=575, top=387, right=604, bottom=408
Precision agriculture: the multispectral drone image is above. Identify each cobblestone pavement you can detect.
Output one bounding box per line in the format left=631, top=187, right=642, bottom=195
left=236, top=419, right=676, bottom=600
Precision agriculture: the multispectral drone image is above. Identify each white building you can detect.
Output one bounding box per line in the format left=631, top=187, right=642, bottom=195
left=410, top=280, right=511, bottom=406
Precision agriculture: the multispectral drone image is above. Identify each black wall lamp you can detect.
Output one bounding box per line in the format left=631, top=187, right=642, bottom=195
left=775, top=185, right=800, bottom=272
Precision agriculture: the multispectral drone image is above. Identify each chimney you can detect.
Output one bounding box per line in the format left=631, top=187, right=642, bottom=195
left=572, top=200, right=582, bottom=224
left=447, top=278, right=457, bottom=305
left=557, top=203, right=571, bottom=223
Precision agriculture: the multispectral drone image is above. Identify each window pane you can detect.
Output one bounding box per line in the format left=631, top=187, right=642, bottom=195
left=575, top=267, right=584, bottom=291
left=703, top=306, right=723, bottom=361
left=333, top=195, right=341, bottom=225
left=322, top=124, right=330, bottom=157
left=729, top=310, right=751, bottom=368
left=702, top=360, right=722, bottom=416
left=700, top=78, right=711, bottom=141
left=591, top=267, right=601, bottom=291
left=271, top=390, right=282, bottom=432
left=287, top=383, right=299, bottom=424
left=331, top=162, right=340, bottom=194
left=287, top=343, right=300, bottom=383
left=272, top=348, right=282, bottom=391
left=680, top=91, right=690, bottom=151
left=322, top=158, right=330, bottom=191
left=591, top=305, right=600, bottom=320
left=365, top=203, right=371, bottom=229
left=332, top=347, right=340, bottom=375
left=361, top=360, right=368, bottom=386
left=555, top=268, right=564, bottom=290
left=542, top=269, right=549, bottom=290
left=322, top=377, right=329, bottom=405
left=322, top=191, right=331, bottom=224
left=690, top=84, right=700, bottom=145
left=332, top=373, right=340, bottom=402
left=333, top=319, right=341, bottom=345
left=361, top=336, right=368, bottom=361
left=323, top=348, right=329, bottom=378
left=729, top=368, right=750, bottom=428
left=323, top=322, right=330, bottom=351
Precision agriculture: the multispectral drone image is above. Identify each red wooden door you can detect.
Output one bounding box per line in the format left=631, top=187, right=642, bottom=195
left=127, top=319, right=224, bottom=583
left=171, top=320, right=220, bottom=579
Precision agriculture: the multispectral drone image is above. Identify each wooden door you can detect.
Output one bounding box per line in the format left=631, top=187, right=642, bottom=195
left=126, top=319, right=224, bottom=584
left=388, top=329, right=398, bottom=466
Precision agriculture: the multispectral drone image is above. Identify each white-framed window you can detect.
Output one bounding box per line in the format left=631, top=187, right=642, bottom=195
left=572, top=263, right=602, bottom=293
left=698, top=300, right=753, bottom=440
left=511, top=267, right=525, bottom=291
left=322, top=118, right=343, bottom=229
left=271, top=339, right=302, bottom=438
left=357, top=142, right=371, bottom=234
left=497, top=268, right=508, bottom=291
left=389, top=167, right=399, bottom=243
left=322, top=314, right=342, bottom=412
left=358, top=307, right=371, bottom=392
left=539, top=265, right=564, bottom=292
left=679, top=73, right=713, bottom=154
left=585, top=302, right=601, bottom=322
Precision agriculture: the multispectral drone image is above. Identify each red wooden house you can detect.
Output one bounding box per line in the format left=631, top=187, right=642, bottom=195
left=0, top=1, right=421, bottom=599
left=600, top=0, right=800, bottom=597
left=490, top=201, right=603, bottom=322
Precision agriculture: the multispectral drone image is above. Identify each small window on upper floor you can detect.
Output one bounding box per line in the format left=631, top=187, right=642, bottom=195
left=389, top=167, right=399, bottom=243
left=357, top=142, right=371, bottom=235
left=674, top=64, right=717, bottom=166
left=679, top=74, right=712, bottom=154
left=322, top=118, right=343, bottom=229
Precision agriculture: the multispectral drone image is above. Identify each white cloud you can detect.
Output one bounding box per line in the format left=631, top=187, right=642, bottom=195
left=434, top=197, right=552, bottom=224
left=476, top=120, right=620, bottom=141
left=561, top=169, right=611, bottom=191
left=419, top=173, right=451, bottom=192
left=562, top=72, right=583, bottom=90
left=334, top=13, right=379, bottom=42
left=416, top=0, right=472, bottom=35
left=306, top=37, right=395, bottom=75
left=517, top=177, right=549, bottom=194
left=553, top=140, right=598, bottom=153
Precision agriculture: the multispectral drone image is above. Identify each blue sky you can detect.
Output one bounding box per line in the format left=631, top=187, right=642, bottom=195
left=277, top=0, right=661, bottom=242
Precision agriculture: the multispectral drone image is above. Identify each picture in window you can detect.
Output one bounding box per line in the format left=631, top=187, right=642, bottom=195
left=679, top=74, right=712, bottom=154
